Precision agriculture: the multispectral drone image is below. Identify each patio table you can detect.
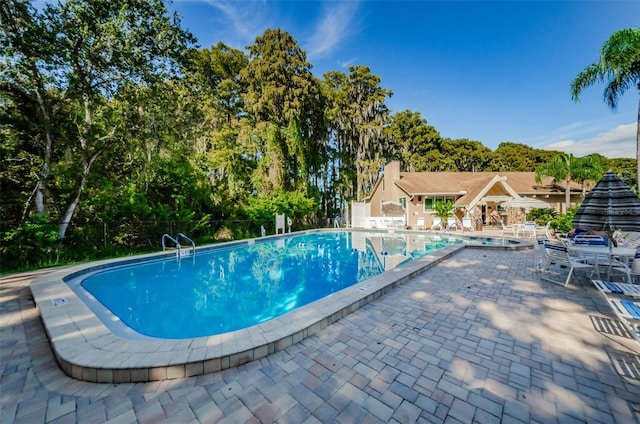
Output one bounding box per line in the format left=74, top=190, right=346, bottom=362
left=568, top=245, right=636, bottom=280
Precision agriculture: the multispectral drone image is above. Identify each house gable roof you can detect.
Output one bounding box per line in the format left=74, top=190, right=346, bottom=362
left=394, top=171, right=578, bottom=195
left=381, top=171, right=583, bottom=210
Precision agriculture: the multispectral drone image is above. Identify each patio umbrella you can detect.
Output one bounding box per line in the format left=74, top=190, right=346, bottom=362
left=501, top=197, right=551, bottom=209
left=572, top=171, right=640, bottom=233
left=381, top=201, right=406, bottom=217
left=572, top=170, right=640, bottom=278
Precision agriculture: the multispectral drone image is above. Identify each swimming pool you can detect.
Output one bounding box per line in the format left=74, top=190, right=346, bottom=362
left=30, top=229, right=528, bottom=382
left=74, top=231, right=461, bottom=339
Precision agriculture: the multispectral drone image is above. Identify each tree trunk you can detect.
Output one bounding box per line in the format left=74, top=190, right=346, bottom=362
left=33, top=70, right=55, bottom=216
left=56, top=151, right=101, bottom=244
left=565, top=179, right=571, bottom=212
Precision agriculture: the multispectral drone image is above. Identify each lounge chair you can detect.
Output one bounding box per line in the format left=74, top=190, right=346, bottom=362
left=461, top=217, right=474, bottom=232
left=430, top=217, right=442, bottom=231
left=592, top=280, right=640, bottom=297
left=592, top=280, right=640, bottom=341
left=416, top=217, right=425, bottom=230
left=445, top=217, right=457, bottom=232
left=607, top=298, right=640, bottom=340
left=541, top=240, right=594, bottom=287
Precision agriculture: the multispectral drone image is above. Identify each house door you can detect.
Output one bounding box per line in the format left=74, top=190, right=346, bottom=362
left=481, top=205, right=487, bottom=224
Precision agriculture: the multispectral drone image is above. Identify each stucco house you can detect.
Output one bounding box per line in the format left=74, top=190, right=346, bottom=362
left=357, top=161, right=585, bottom=229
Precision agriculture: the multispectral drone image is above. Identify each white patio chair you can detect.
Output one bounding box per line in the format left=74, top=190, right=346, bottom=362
left=416, top=217, right=425, bottom=230
left=631, top=250, right=640, bottom=283
left=521, top=222, right=536, bottom=238
left=430, top=217, right=443, bottom=231
left=500, top=219, right=515, bottom=236
left=541, top=240, right=594, bottom=287
left=535, top=235, right=549, bottom=271
left=462, top=217, right=474, bottom=232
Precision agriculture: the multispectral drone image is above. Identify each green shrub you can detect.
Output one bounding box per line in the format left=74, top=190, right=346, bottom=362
left=1, top=215, right=59, bottom=270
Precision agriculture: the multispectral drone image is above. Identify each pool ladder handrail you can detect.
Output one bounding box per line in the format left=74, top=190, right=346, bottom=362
left=176, top=232, right=195, bottom=255
left=162, top=233, right=195, bottom=257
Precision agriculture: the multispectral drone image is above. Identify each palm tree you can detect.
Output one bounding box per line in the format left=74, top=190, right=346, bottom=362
left=535, top=153, right=603, bottom=211
left=570, top=27, right=640, bottom=191
left=434, top=200, right=456, bottom=224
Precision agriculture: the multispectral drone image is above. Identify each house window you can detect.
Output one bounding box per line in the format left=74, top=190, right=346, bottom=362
left=424, top=196, right=455, bottom=212
left=398, top=197, right=407, bottom=211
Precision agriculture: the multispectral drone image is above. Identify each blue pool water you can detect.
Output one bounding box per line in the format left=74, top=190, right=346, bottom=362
left=77, top=231, right=511, bottom=339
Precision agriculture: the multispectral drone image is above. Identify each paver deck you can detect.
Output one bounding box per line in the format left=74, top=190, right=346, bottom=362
left=2, top=243, right=640, bottom=423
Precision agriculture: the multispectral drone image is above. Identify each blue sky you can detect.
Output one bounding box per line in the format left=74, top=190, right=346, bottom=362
left=169, top=0, right=639, bottom=159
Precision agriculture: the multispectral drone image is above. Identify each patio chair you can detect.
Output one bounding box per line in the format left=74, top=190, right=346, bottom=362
left=573, top=234, right=608, bottom=246
left=631, top=251, right=640, bottom=283
left=541, top=240, right=594, bottom=287
left=430, top=217, right=443, bottom=231
left=416, top=217, right=425, bottom=230
left=521, top=222, right=536, bottom=238
left=275, top=213, right=286, bottom=235
left=500, top=219, right=515, bottom=237
left=535, top=235, right=549, bottom=271
left=462, top=217, right=474, bottom=232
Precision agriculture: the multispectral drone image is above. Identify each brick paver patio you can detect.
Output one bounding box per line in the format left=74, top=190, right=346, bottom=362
left=2, top=247, right=639, bottom=423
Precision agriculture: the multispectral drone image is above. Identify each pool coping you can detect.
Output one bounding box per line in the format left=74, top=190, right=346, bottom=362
left=30, top=229, right=531, bottom=383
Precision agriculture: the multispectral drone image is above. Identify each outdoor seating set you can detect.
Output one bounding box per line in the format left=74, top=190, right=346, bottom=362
left=500, top=220, right=538, bottom=237
left=534, top=170, right=640, bottom=343
left=536, top=235, right=640, bottom=341
left=537, top=234, right=638, bottom=286
left=427, top=216, right=475, bottom=232
left=367, top=217, right=406, bottom=230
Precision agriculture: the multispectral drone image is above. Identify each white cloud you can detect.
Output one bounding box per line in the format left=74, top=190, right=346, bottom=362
left=188, top=0, right=270, bottom=49
left=542, top=123, right=636, bottom=159
left=339, top=57, right=358, bottom=69
left=306, top=1, right=361, bottom=60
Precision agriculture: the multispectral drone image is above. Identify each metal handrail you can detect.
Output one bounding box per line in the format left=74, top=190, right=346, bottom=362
left=176, top=232, right=195, bottom=254
left=162, top=234, right=180, bottom=251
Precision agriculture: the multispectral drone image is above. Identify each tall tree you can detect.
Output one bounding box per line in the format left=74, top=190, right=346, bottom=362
left=241, top=29, right=322, bottom=194
left=1, top=0, right=195, bottom=243
left=441, top=138, right=493, bottom=172
left=324, top=66, right=392, bottom=200
left=490, top=142, right=557, bottom=172
left=570, top=27, right=640, bottom=191
left=535, top=153, right=603, bottom=211
left=1, top=0, right=59, bottom=216
left=185, top=44, right=252, bottom=203
left=384, top=110, right=441, bottom=171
